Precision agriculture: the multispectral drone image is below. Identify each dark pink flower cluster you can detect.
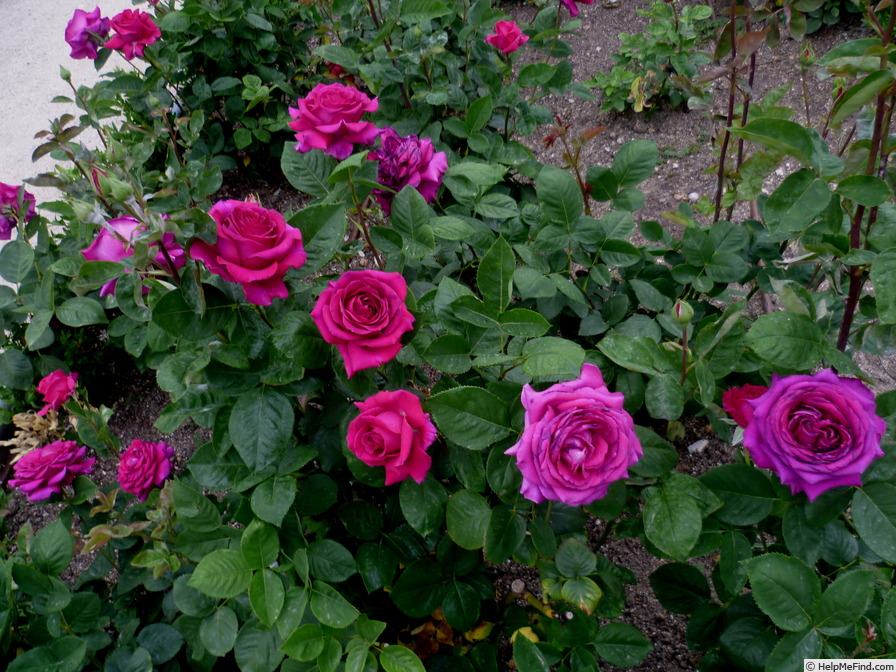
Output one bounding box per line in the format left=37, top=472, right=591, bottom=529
left=368, top=128, right=447, bottom=215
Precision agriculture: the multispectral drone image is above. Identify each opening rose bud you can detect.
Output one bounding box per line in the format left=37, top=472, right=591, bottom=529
left=484, top=20, right=529, bottom=54
left=0, top=182, right=37, bottom=241
left=35, top=370, right=79, bottom=416
left=722, top=383, right=768, bottom=428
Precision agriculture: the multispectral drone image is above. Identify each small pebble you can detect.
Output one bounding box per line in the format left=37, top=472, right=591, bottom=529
left=511, top=579, right=527, bottom=594
left=687, top=439, right=709, bottom=454
left=688, top=192, right=699, bottom=203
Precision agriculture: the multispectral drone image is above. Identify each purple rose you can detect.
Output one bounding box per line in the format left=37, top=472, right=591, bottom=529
left=288, top=83, right=379, bottom=160
left=559, top=0, right=595, bottom=16
left=65, top=7, right=111, bottom=60
left=190, top=200, right=306, bottom=306
left=0, top=182, right=36, bottom=240
left=506, top=363, right=642, bottom=506
left=743, top=369, right=886, bottom=501
left=368, top=128, right=448, bottom=215
left=81, top=216, right=186, bottom=296
left=118, top=439, right=174, bottom=501
left=9, top=440, right=95, bottom=502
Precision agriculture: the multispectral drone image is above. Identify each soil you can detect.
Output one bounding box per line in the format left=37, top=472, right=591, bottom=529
left=1, top=3, right=891, bottom=671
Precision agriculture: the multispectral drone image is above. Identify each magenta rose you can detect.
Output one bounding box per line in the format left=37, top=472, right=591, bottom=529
left=559, top=0, right=595, bottom=16
left=65, top=7, right=111, bottom=60
left=104, top=9, right=161, bottom=60
left=347, top=390, right=436, bottom=485
left=82, top=216, right=186, bottom=296
left=484, top=20, right=529, bottom=54
left=743, top=369, right=886, bottom=501
left=190, top=200, right=306, bottom=306
left=311, top=270, right=415, bottom=377
left=722, top=383, right=768, bottom=428
left=368, top=128, right=448, bottom=215
left=506, top=363, right=642, bottom=506
left=288, top=83, right=379, bottom=160
left=0, top=182, right=36, bottom=240
left=118, top=439, right=174, bottom=501
left=36, top=370, right=78, bottom=416
left=9, top=440, right=95, bottom=502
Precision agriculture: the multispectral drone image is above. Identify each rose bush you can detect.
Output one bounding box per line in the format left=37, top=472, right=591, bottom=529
left=346, top=390, right=436, bottom=485
left=104, top=9, right=160, bottom=60
left=742, top=369, right=886, bottom=500
left=81, top=216, right=185, bottom=295
left=484, top=20, right=529, bottom=54
left=64, top=7, right=110, bottom=60
left=0, top=182, right=36, bottom=239
left=8, top=440, right=95, bottom=502
left=288, top=82, right=379, bottom=159
left=35, top=370, right=78, bottom=416
left=117, top=439, right=174, bottom=501
left=505, top=363, right=642, bottom=506
left=189, top=199, right=306, bottom=306
left=311, top=270, right=415, bottom=377
left=368, top=129, right=448, bottom=214
left=722, top=383, right=768, bottom=428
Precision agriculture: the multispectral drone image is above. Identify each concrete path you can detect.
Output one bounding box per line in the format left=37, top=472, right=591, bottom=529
left=0, top=0, right=133, bottom=201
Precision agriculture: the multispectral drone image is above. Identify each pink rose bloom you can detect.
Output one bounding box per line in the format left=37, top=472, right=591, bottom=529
left=722, top=384, right=769, bottom=428
left=65, top=7, right=111, bottom=60
left=104, top=9, right=161, bottom=60
left=311, top=270, right=415, bottom=377
left=0, top=182, right=36, bottom=240
left=743, top=370, right=886, bottom=501
left=559, top=0, right=595, bottom=16
left=82, top=216, right=186, bottom=296
left=190, top=200, right=306, bottom=306
left=118, top=439, right=174, bottom=501
left=368, top=128, right=448, bottom=215
left=506, top=363, right=642, bottom=506
left=288, top=83, right=379, bottom=160
left=9, top=440, right=95, bottom=502
left=347, top=390, right=436, bottom=485
left=484, top=20, right=529, bottom=54
left=36, top=370, right=78, bottom=416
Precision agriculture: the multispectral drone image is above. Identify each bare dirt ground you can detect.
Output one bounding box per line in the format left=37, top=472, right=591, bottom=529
left=1, top=3, right=889, bottom=670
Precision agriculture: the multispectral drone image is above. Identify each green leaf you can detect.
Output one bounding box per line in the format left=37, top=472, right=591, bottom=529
left=381, top=646, right=426, bottom=672
left=836, top=174, right=892, bottom=206
left=763, top=169, right=832, bottom=236
left=200, top=607, right=238, bottom=657
left=281, top=144, right=334, bottom=197
left=400, top=0, right=452, bottom=21
left=241, top=519, right=280, bottom=570
left=446, top=490, right=491, bottom=550
left=729, top=118, right=825, bottom=173
left=30, top=519, right=73, bottom=575
left=597, top=334, right=664, bottom=375
left=782, top=506, right=823, bottom=566
left=137, top=624, right=184, bottom=665
left=391, top=559, right=444, bottom=618
left=189, top=549, right=252, bottom=599
left=249, top=569, right=285, bottom=627
left=555, top=538, right=597, bottom=577
left=644, top=374, right=684, bottom=421
left=744, top=553, right=820, bottom=631
left=308, top=539, right=357, bottom=582
left=561, top=576, right=602, bottom=614
left=512, top=634, right=551, bottom=672
left=852, top=484, right=896, bottom=563
left=428, top=387, right=512, bottom=450
left=484, top=506, right=526, bottom=564
left=390, top=186, right=435, bottom=258
left=313, top=45, right=360, bottom=71
left=499, top=309, right=550, bottom=337
left=745, top=312, right=824, bottom=370
left=595, top=623, right=652, bottom=667
left=643, top=486, right=701, bottom=561
left=871, top=250, right=896, bottom=324
left=399, top=477, right=448, bottom=538
left=648, top=562, right=710, bottom=614
left=466, top=95, right=494, bottom=134
left=700, top=465, right=776, bottom=525
left=0, top=240, right=34, bottom=283
left=281, top=624, right=326, bottom=661
left=478, top=236, right=515, bottom=311
left=290, top=205, right=346, bottom=277
left=424, top=335, right=472, bottom=374
left=812, top=569, right=874, bottom=634
left=831, top=70, right=895, bottom=127
left=234, top=624, right=284, bottom=672
left=522, top=337, right=585, bottom=379
left=0, top=349, right=32, bottom=390
left=519, top=63, right=557, bottom=87
left=537, top=165, right=583, bottom=227
left=765, top=628, right=822, bottom=672
left=7, top=636, right=86, bottom=672
left=230, top=387, right=294, bottom=471
left=251, top=476, right=296, bottom=527
left=612, top=140, right=658, bottom=187
left=56, top=296, right=108, bottom=327
left=443, top=580, right=481, bottom=631
left=310, top=580, right=359, bottom=627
